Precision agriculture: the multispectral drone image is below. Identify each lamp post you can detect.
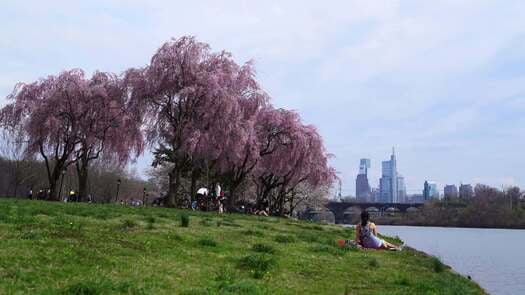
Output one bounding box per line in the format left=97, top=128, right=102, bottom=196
left=143, top=187, right=146, bottom=206
left=115, top=179, right=121, bottom=203
left=58, top=170, right=66, bottom=201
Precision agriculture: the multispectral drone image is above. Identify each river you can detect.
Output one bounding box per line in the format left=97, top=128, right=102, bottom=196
left=376, top=225, right=525, bottom=295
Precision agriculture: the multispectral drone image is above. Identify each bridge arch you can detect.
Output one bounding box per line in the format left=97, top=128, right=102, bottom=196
left=342, top=206, right=361, bottom=224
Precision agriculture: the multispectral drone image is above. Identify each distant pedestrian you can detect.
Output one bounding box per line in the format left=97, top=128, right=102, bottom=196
left=196, top=187, right=209, bottom=210
left=27, top=189, right=33, bottom=200
left=215, top=184, right=221, bottom=199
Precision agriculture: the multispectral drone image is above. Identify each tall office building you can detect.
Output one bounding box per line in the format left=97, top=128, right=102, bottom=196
left=355, top=159, right=371, bottom=201
left=459, top=184, right=474, bottom=199
left=423, top=181, right=439, bottom=200
left=379, top=147, right=399, bottom=203
left=444, top=184, right=458, bottom=199
left=397, top=175, right=407, bottom=203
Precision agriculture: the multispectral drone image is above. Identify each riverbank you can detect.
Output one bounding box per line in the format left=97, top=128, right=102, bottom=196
left=0, top=198, right=485, bottom=294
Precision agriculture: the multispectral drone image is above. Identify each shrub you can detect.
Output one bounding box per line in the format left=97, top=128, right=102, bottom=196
left=238, top=254, right=276, bottom=279
left=432, top=256, right=445, bottom=273
left=180, top=214, right=190, bottom=228
left=198, top=237, right=217, bottom=247
left=145, top=216, right=156, bottom=224
left=251, top=243, right=275, bottom=254
left=274, top=234, right=295, bottom=244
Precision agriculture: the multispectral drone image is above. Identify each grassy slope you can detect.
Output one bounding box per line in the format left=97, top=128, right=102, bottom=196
left=0, top=199, right=484, bottom=295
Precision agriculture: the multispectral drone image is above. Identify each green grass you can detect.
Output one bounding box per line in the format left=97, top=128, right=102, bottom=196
left=0, top=198, right=485, bottom=294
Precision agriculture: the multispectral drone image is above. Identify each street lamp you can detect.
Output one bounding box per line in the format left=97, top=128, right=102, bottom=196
left=115, top=179, right=121, bottom=202
left=59, top=170, right=66, bottom=201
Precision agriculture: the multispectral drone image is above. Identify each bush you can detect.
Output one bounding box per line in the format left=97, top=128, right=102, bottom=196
left=180, top=214, right=190, bottom=228
left=238, top=254, right=276, bottom=279
left=251, top=243, right=275, bottom=254
left=274, top=234, right=295, bottom=244
left=432, top=256, right=445, bottom=273
left=198, top=237, right=217, bottom=247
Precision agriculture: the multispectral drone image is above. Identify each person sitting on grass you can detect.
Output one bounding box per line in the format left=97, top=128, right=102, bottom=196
left=355, top=210, right=401, bottom=250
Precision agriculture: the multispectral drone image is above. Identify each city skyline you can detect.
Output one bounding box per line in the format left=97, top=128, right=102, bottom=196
left=351, top=149, right=479, bottom=201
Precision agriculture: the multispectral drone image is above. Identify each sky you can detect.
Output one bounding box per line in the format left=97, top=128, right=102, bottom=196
left=1, top=0, right=525, bottom=196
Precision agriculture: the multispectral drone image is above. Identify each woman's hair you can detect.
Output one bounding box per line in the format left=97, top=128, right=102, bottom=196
left=360, top=210, right=369, bottom=226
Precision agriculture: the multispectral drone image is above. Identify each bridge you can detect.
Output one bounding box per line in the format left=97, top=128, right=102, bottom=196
left=324, top=201, right=425, bottom=224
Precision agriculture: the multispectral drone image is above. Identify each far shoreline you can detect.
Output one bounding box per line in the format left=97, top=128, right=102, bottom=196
left=339, top=223, right=525, bottom=230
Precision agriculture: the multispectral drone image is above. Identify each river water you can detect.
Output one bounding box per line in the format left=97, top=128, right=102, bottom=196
left=376, top=225, right=525, bottom=295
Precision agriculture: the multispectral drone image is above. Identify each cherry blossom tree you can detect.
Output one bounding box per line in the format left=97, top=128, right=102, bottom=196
left=73, top=72, right=144, bottom=201
left=126, top=36, right=265, bottom=207
left=0, top=69, right=88, bottom=200
left=254, top=108, right=336, bottom=215
left=0, top=70, right=144, bottom=201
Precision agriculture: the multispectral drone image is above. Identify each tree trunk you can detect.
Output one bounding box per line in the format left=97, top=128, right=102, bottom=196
left=227, top=185, right=236, bottom=208
left=190, top=169, right=198, bottom=202
left=76, top=157, right=89, bottom=202
left=48, top=166, right=62, bottom=201
left=167, top=167, right=180, bottom=207
left=278, top=190, right=286, bottom=217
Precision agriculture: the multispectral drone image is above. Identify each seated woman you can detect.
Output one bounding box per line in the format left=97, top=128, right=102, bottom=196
left=355, top=210, right=401, bottom=250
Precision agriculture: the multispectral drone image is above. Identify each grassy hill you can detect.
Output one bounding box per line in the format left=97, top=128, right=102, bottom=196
left=0, top=198, right=484, bottom=294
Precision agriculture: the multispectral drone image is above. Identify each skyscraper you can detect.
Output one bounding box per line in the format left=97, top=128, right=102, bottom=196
left=444, top=184, right=458, bottom=199
left=397, top=175, right=407, bottom=203
left=459, top=184, right=473, bottom=199
left=355, top=159, right=371, bottom=201
left=379, top=147, right=399, bottom=203
left=423, top=181, right=439, bottom=200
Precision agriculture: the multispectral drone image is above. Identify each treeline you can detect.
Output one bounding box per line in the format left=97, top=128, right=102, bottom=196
left=0, top=36, right=336, bottom=215
left=0, top=142, right=151, bottom=203
left=378, top=184, right=525, bottom=229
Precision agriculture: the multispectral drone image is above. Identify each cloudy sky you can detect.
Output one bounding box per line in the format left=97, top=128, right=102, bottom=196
left=1, top=0, right=525, bottom=196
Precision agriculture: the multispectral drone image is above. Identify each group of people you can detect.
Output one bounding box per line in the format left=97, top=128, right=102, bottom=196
left=192, top=184, right=227, bottom=213
left=27, top=189, right=50, bottom=200
left=26, top=188, right=92, bottom=203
